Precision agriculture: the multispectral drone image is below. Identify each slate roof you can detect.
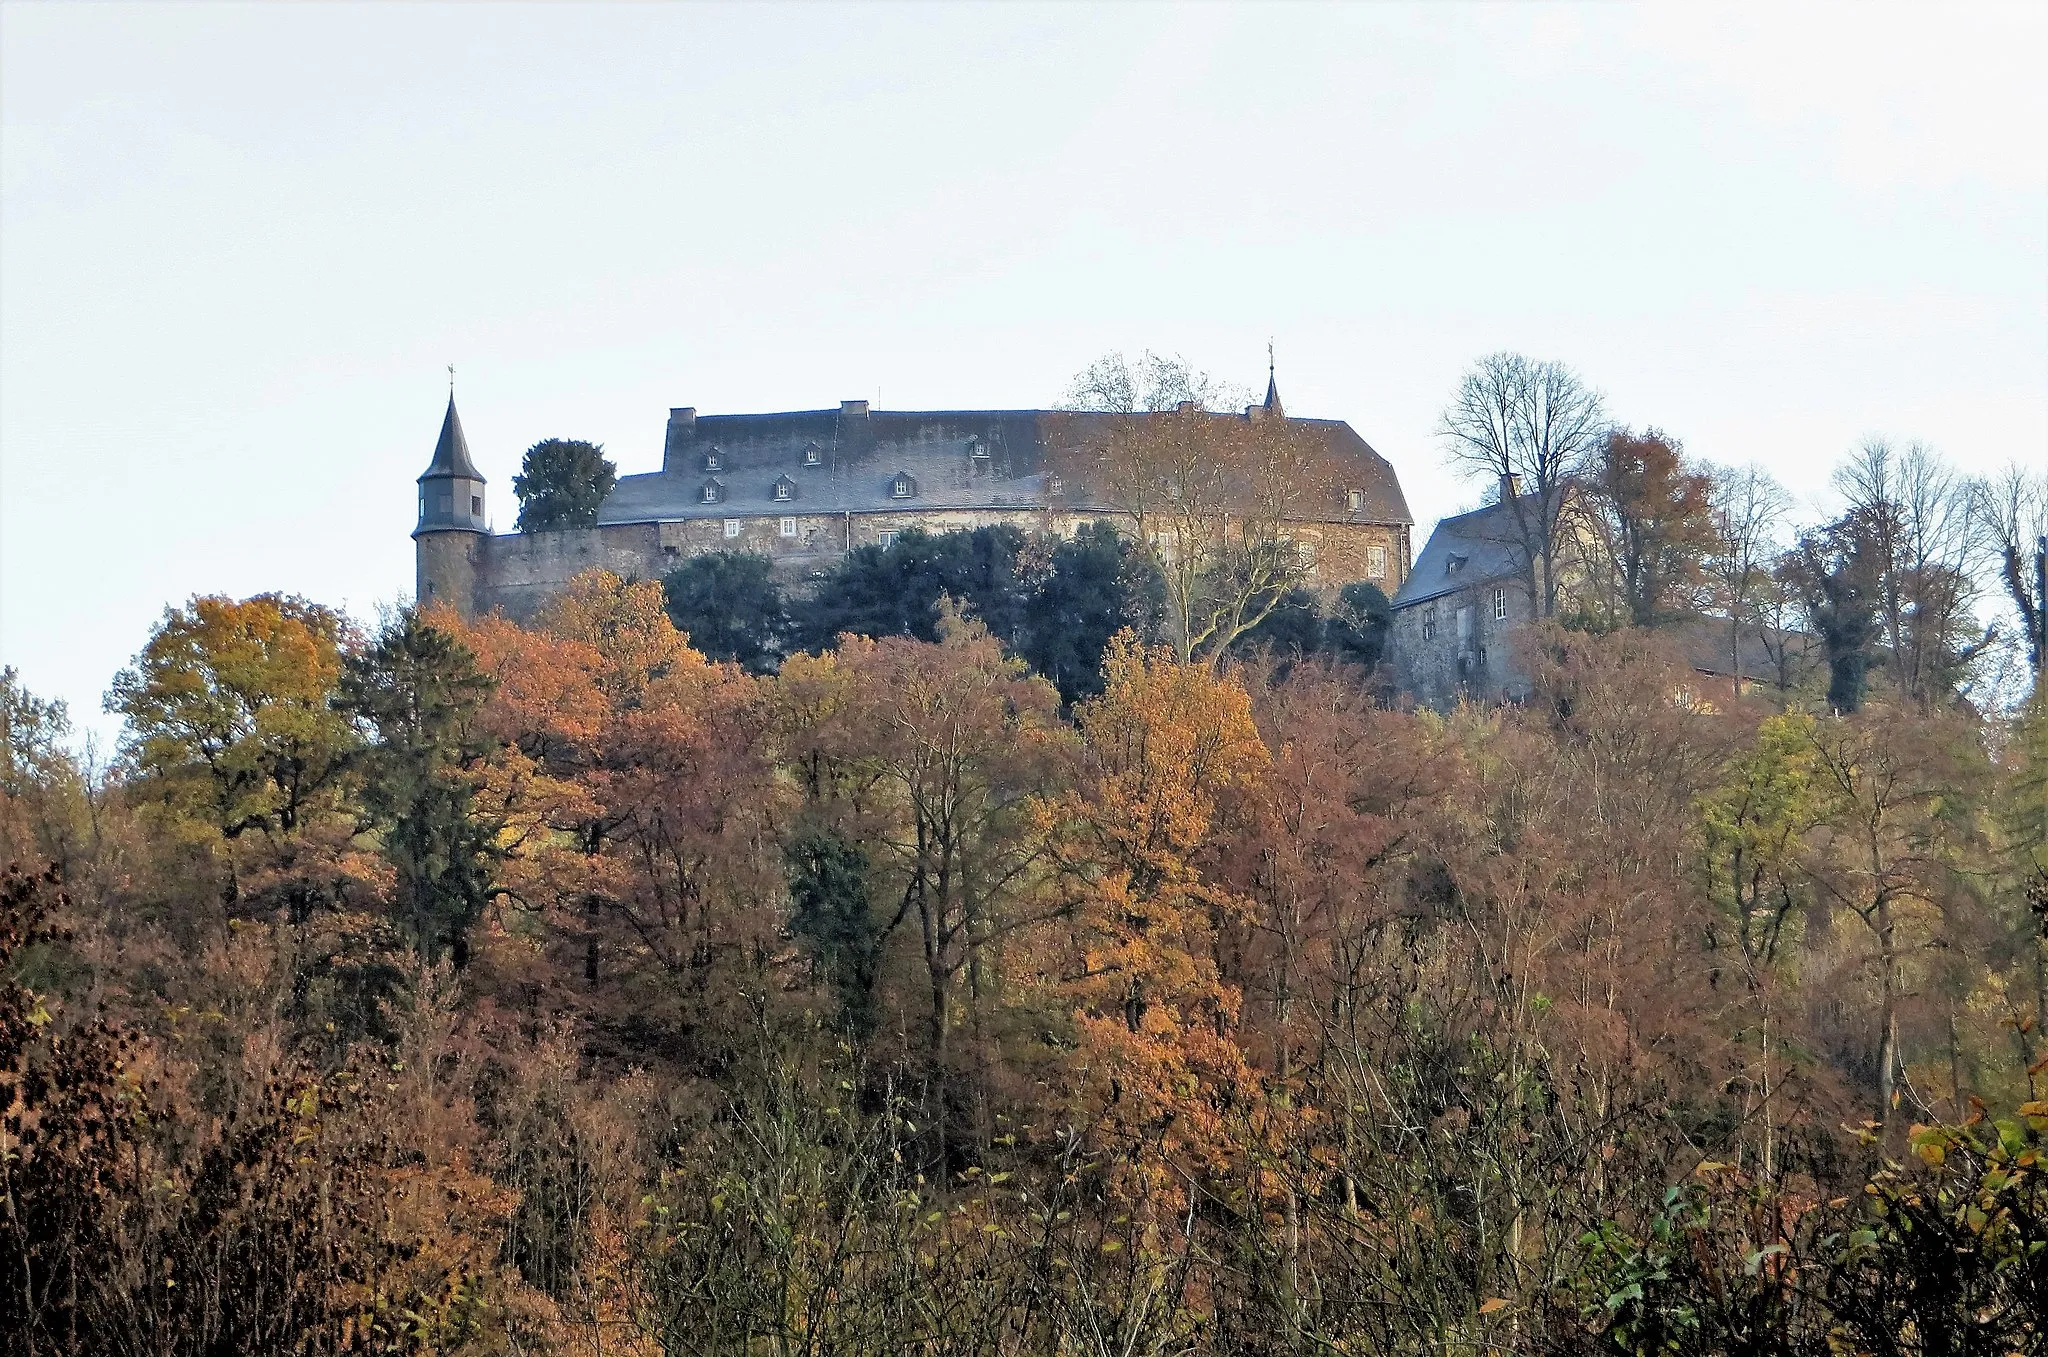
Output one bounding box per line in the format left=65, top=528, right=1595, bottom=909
left=1390, top=497, right=1531, bottom=608
left=419, top=396, right=484, bottom=482
left=595, top=406, right=1411, bottom=528
left=1668, top=616, right=1821, bottom=685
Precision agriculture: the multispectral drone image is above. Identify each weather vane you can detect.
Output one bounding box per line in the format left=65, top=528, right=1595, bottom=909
left=448, top=363, right=456, bottom=394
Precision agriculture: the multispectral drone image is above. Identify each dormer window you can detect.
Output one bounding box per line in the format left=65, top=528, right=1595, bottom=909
left=803, top=442, right=823, bottom=467
left=967, top=436, right=990, bottom=461
left=1346, top=488, right=1364, bottom=512
left=700, top=478, right=725, bottom=504
left=772, top=475, right=796, bottom=502
left=703, top=447, right=724, bottom=472
left=890, top=471, right=917, bottom=499
left=1445, top=552, right=1467, bottom=576
left=1047, top=475, right=1063, bottom=496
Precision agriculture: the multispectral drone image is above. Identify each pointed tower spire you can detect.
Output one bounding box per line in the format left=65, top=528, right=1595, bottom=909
left=1263, top=341, right=1284, bottom=419
left=422, top=393, right=485, bottom=481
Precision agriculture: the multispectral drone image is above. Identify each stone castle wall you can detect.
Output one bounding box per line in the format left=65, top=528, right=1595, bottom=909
left=448, top=512, right=1412, bottom=622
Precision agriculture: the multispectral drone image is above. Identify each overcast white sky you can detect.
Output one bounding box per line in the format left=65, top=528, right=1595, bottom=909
left=3, top=2, right=2044, bottom=741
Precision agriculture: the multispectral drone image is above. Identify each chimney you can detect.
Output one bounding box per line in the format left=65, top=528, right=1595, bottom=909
left=838, top=399, right=874, bottom=455
left=1175, top=400, right=1202, bottom=414
left=1499, top=472, right=1523, bottom=502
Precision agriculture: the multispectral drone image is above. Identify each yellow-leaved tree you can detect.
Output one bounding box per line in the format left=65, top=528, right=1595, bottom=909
left=1041, top=633, right=1269, bottom=1184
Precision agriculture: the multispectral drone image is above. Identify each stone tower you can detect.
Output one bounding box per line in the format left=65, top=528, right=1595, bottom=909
left=414, top=395, right=488, bottom=614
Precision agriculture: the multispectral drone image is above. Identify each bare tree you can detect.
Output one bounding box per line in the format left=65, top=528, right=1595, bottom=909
left=1063, top=350, right=1238, bottom=416
left=1436, top=353, right=1607, bottom=618
left=1973, top=463, right=2048, bottom=683
left=1833, top=440, right=1986, bottom=708
left=1059, top=353, right=1341, bottom=669
left=1704, top=464, right=1791, bottom=695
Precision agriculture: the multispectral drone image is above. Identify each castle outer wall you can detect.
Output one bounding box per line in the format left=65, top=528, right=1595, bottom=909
left=455, top=513, right=1411, bottom=623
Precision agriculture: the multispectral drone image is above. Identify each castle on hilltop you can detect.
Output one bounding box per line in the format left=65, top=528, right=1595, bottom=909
left=414, top=376, right=1415, bottom=621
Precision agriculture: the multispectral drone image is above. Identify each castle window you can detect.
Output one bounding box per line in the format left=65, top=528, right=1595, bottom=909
left=878, top=529, right=899, bottom=549
left=1367, top=545, right=1387, bottom=579
left=780, top=517, right=798, bottom=537
left=724, top=519, right=742, bottom=538
left=700, top=479, right=725, bottom=504
left=470, top=495, right=483, bottom=516
left=803, top=442, right=823, bottom=467
left=1491, top=586, right=1508, bottom=621
left=1347, top=489, right=1364, bottom=512
left=890, top=472, right=917, bottom=499
left=1422, top=618, right=1436, bottom=642
left=1477, top=646, right=1489, bottom=667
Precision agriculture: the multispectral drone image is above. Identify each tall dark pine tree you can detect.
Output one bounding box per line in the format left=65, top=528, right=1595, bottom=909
left=512, top=439, right=617, bottom=533
left=1022, top=521, right=1162, bottom=703
left=796, top=526, right=1034, bottom=651
left=337, top=608, right=498, bottom=963
left=1787, top=512, right=1881, bottom=714
left=662, top=551, right=788, bottom=673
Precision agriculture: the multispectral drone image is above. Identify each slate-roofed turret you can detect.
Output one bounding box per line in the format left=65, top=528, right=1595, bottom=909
left=414, top=395, right=488, bottom=536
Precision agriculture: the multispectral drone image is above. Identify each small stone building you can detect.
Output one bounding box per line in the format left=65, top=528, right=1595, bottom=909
left=1388, top=495, right=1541, bottom=707
left=415, top=378, right=1415, bottom=621
left=1389, top=492, right=1824, bottom=710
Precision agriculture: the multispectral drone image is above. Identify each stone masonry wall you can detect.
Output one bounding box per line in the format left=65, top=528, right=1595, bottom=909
left=460, top=511, right=1416, bottom=623
left=1388, top=576, right=1535, bottom=710
left=1301, top=521, right=1408, bottom=595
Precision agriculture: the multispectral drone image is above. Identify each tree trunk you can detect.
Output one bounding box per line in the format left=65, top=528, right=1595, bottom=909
left=1877, top=895, right=1899, bottom=1126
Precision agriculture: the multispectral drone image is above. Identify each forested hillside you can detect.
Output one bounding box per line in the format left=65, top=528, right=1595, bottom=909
left=4, top=437, right=2047, bottom=1354
left=4, top=576, right=2043, bottom=1354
